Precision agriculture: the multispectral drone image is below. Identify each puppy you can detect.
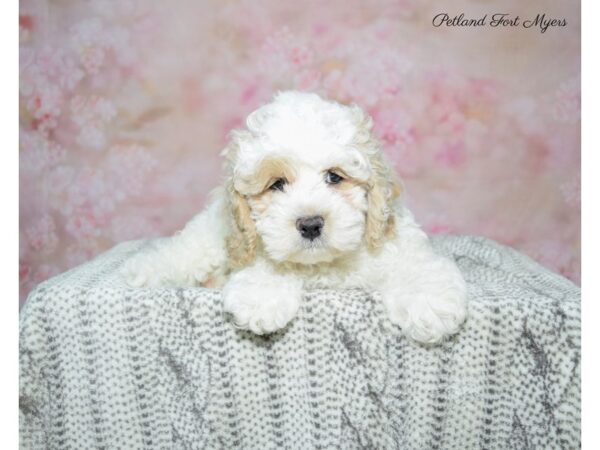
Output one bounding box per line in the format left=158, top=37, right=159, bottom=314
left=122, top=91, right=467, bottom=344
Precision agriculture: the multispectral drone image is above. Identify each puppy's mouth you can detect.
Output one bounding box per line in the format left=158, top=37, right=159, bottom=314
left=288, top=234, right=342, bottom=264
left=301, top=236, right=325, bottom=249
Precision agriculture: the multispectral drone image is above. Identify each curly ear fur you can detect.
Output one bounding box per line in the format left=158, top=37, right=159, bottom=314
left=225, top=178, right=257, bottom=269
left=364, top=154, right=401, bottom=250
left=222, top=131, right=258, bottom=269
left=347, top=105, right=401, bottom=251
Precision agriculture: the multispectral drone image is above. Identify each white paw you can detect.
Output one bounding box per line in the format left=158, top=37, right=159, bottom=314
left=222, top=278, right=301, bottom=335
left=120, top=249, right=214, bottom=288
left=120, top=257, right=159, bottom=287
left=384, top=282, right=467, bottom=344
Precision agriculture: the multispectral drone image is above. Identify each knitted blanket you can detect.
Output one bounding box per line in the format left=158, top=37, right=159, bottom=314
left=19, top=235, right=581, bottom=449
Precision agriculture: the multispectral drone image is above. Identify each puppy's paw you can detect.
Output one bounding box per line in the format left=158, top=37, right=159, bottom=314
left=120, top=256, right=159, bottom=287
left=384, top=282, right=467, bottom=344
left=222, top=278, right=301, bottom=335
left=120, top=247, right=213, bottom=288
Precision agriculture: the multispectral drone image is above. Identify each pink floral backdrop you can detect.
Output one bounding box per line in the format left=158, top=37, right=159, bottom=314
left=19, top=0, right=580, bottom=306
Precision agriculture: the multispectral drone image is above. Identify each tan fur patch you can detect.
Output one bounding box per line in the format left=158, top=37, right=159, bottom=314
left=364, top=153, right=401, bottom=251
left=225, top=179, right=258, bottom=269
left=239, top=157, right=297, bottom=195
left=224, top=156, right=299, bottom=269
left=326, top=167, right=360, bottom=191
left=247, top=191, right=273, bottom=214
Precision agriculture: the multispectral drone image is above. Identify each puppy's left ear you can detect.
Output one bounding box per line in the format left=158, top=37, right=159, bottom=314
left=348, top=105, right=401, bottom=251
left=364, top=154, right=401, bottom=251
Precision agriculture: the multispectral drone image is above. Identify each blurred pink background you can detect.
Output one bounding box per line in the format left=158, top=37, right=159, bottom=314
left=19, top=0, right=580, bottom=306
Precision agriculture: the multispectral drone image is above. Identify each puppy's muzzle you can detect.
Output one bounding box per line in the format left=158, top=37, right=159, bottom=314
left=296, top=216, right=324, bottom=241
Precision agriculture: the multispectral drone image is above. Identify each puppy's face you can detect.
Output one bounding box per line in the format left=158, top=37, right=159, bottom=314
left=224, top=92, right=399, bottom=268
left=245, top=157, right=368, bottom=264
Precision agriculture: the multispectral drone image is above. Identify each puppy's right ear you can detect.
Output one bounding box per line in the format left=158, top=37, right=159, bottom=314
left=222, top=133, right=258, bottom=269
left=225, top=178, right=257, bottom=269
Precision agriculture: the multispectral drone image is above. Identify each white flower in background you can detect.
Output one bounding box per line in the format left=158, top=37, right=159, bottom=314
left=77, top=124, right=108, bottom=150
left=20, top=46, right=87, bottom=134
left=105, top=144, right=158, bottom=197
left=80, top=46, right=106, bottom=75
left=25, top=214, right=59, bottom=255
left=24, top=81, right=63, bottom=131
left=57, top=56, right=85, bottom=91
left=19, top=47, right=35, bottom=78
left=259, top=27, right=315, bottom=80
left=36, top=47, right=84, bottom=91
left=70, top=18, right=111, bottom=74
left=65, top=212, right=103, bottom=240
left=504, top=97, right=545, bottom=135
left=110, top=215, right=158, bottom=241
left=20, top=131, right=67, bottom=176
left=560, top=176, right=581, bottom=209
left=70, top=17, right=138, bottom=72
left=323, top=24, right=412, bottom=106
left=43, top=166, right=77, bottom=213
left=106, top=26, right=137, bottom=66
left=70, top=95, right=117, bottom=124
left=59, top=167, right=110, bottom=218
left=70, top=95, right=117, bottom=150
left=552, top=76, right=580, bottom=124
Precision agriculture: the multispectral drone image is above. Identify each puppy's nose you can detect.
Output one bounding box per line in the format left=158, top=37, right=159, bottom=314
left=296, top=216, right=324, bottom=240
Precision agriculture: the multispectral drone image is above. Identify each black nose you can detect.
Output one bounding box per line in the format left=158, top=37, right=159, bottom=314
left=296, top=216, right=324, bottom=240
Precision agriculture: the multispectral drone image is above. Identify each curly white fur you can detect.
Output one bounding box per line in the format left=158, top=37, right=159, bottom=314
left=122, top=91, right=467, bottom=344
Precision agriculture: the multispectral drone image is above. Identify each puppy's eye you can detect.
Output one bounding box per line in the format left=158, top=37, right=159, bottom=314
left=269, top=178, right=287, bottom=191
left=325, top=171, right=343, bottom=185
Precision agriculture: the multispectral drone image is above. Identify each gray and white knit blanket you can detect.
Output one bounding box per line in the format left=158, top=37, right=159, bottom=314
left=19, top=235, right=580, bottom=449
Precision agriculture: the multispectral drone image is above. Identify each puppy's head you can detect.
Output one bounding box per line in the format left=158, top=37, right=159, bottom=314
left=222, top=91, right=400, bottom=268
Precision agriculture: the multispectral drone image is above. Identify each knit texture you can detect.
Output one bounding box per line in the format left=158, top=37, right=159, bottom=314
left=19, top=235, right=581, bottom=449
